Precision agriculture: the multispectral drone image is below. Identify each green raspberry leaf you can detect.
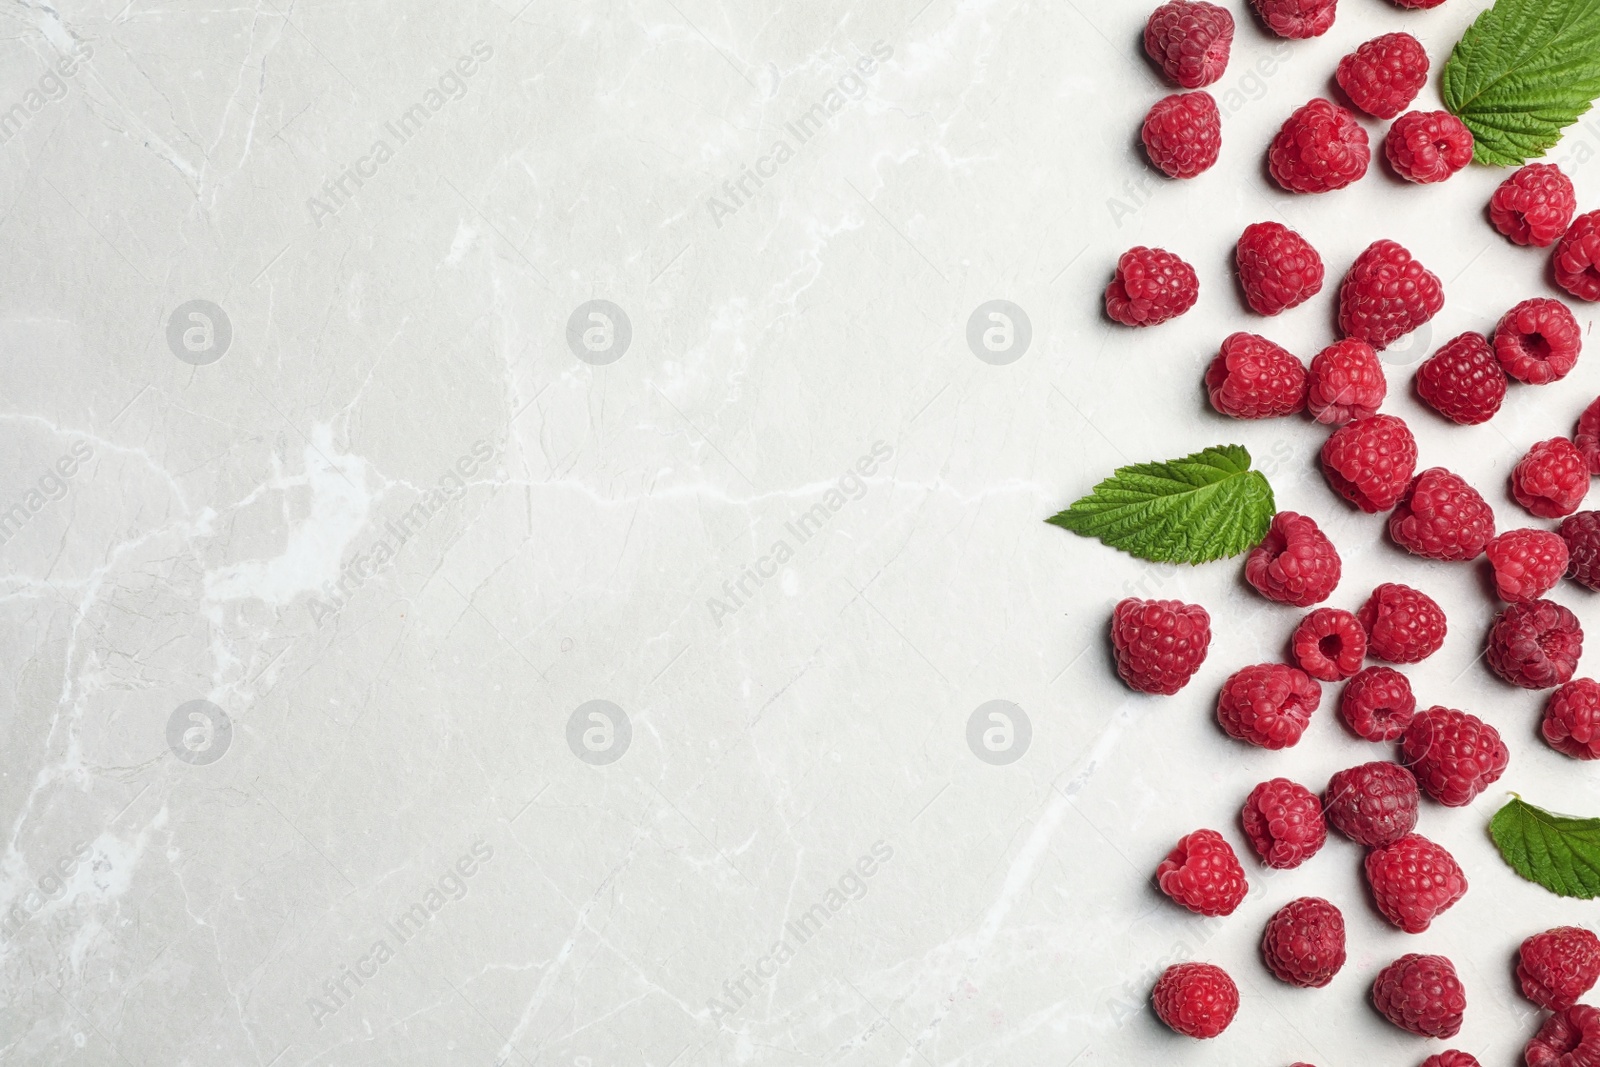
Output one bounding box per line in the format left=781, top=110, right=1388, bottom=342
left=1442, top=0, right=1600, bottom=166
left=1045, top=444, right=1275, bottom=565
left=1489, top=795, right=1600, bottom=899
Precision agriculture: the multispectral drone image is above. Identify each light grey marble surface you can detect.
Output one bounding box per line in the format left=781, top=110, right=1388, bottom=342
left=3, top=1, right=1600, bottom=1064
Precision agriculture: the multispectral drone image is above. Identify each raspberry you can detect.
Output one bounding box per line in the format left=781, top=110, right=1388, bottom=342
left=1494, top=298, right=1582, bottom=384
left=1560, top=511, right=1600, bottom=590
left=1338, top=240, right=1444, bottom=350
left=1554, top=210, right=1600, bottom=301
left=1485, top=528, right=1569, bottom=603
left=1373, top=954, right=1465, bottom=1038
left=1520, top=927, right=1600, bottom=1011
left=1339, top=666, right=1415, bottom=742
left=1157, top=829, right=1247, bottom=916
left=1269, top=98, right=1369, bottom=193
left=1241, top=777, right=1327, bottom=868
left=1205, top=332, right=1308, bottom=418
left=1366, top=835, right=1467, bottom=933
left=1142, top=91, right=1222, bottom=179
left=1385, top=111, right=1474, bottom=184
left=1244, top=511, right=1341, bottom=605
left=1261, top=897, right=1345, bottom=988
left=1307, top=338, right=1385, bottom=425
left=1488, top=599, right=1584, bottom=689
left=1291, top=607, right=1366, bottom=681
left=1217, top=663, right=1320, bottom=749
left=1358, top=582, right=1445, bottom=663
left=1526, top=1005, right=1600, bottom=1067
left=1235, top=221, right=1324, bottom=315
left=1322, top=414, right=1418, bottom=512
left=1144, top=0, right=1235, bottom=89
left=1324, top=760, right=1419, bottom=847
left=1415, top=332, right=1507, bottom=425
left=1391, top=0, right=1445, bottom=7
left=1250, top=0, right=1337, bottom=39
left=1105, top=247, right=1198, bottom=326
left=1491, top=164, right=1577, bottom=247
left=1152, top=962, right=1238, bottom=1038
left=1388, top=467, right=1495, bottom=562
left=1335, top=33, right=1428, bottom=119
left=1513, top=438, right=1590, bottom=519
left=1401, top=706, right=1509, bottom=805
left=1111, top=598, right=1212, bottom=695
left=1420, top=1054, right=1481, bottom=1067
left=1545, top=678, right=1600, bottom=760
left=1576, top=397, right=1600, bottom=475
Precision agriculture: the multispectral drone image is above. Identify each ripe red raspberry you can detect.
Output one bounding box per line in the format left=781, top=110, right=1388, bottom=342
left=1205, top=333, right=1308, bottom=418
left=1157, top=829, right=1247, bottom=916
left=1373, top=954, right=1465, bottom=1038
left=1152, top=962, right=1238, bottom=1038
left=1244, top=511, right=1341, bottom=605
left=1388, top=467, right=1495, bottom=562
left=1385, top=111, right=1474, bottom=184
left=1291, top=608, right=1366, bottom=681
left=1111, top=598, right=1211, bottom=695
left=1415, top=332, right=1507, bottom=425
left=1560, top=511, right=1600, bottom=590
left=1105, top=247, right=1198, bottom=326
left=1520, top=927, right=1600, bottom=1011
left=1217, top=663, right=1320, bottom=749
left=1391, top=0, right=1445, bottom=8
left=1335, top=33, right=1427, bottom=119
left=1241, top=778, right=1327, bottom=868
left=1491, top=164, right=1577, bottom=247
left=1261, top=897, right=1345, bottom=988
left=1340, top=666, right=1415, bottom=741
left=1420, top=1054, right=1481, bottom=1067
left=1358, top=582, right=1445, bottom=663
left=1488, top=599, right=1584, bottom=689
left=1307, top=339, right=1385, bottom=425
left=1324, top=760, right=1419, bottom=847
left=1485, top=528, right=1568, bottom=603
left=1269, top=98, right=1369, bottom=193
left=1526, top=1005, right=1600, bottom=1067
left=1401, top=706, right=1509, bottom=805
left=1513, top=438, right=1590, bottom=519
left=1143, top=91, right=1222, bottom=179
left=1236, top=221, right=1324, bottom=315
left=1338, top=240, right=1444, bottom=350
left=1554, top=210, right=1600, bottom=301
left=1366, top=835, right=1467, bottom=933
left=1494, top=298, right=1582, bottom=384
left=1250, top=0, right=1336, bottom=38
left=1322, top=414, right=1418, bottom=512
left=1576, top=397, right=1600, bottom=475
left=1545, top=678, right=1600, bottom=759
left=1144, top=0, right=1235, bottom=89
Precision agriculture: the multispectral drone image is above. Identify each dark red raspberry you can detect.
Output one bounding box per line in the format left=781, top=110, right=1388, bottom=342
left=1491, top=163, right=1577, bottom=247
left=1388, top=467, right=1494, bottom=562
left=1485, top=528, right=1568, bottom=603
left=1513, top=438, right=1590, bottom=519
left=1143, top=91, right=1222, bottom=179
left=1358, top=582, right=1445, bottom=663
left=1216, top=663, right=1320, bottom=749
left=1250, top=0, right=1336, bottom=38
left=1576, top=397, right=1600, bottom=474
left=1235, top=221, right=1324, bottom=315
left=1206, top=333, right=1308, bottom=418
left=1526, top=1005, right=1600, bottom=1067
left=1494, top=298, right=1582, bottom=384
left=1245, top=511, right=1341, bottom=605
left=1157, top=828, right=1247, bottom=916
left=1401, top=706, right=1509, bottom=805
left=1324, top=760, right=1419, bottom=847
left=1415, top=332, right=1507, bottom=425
left=1385, top=111, right=1474, bottom=184
left=1554, top=210, right=1600, bottom=301
left=1291, top=607, right=1366, bottom=681
left=1545, top=678, right=1600, bottom=759
left=1152, top=962, right=1238, bottom=1038
left=1391, top=0, right=1445, bottom=8
left=1268, top=98, right=1369, bottom=193
left=1488, top=598, right=1584, bottom=689
left=1340, top=666, right=1415, bottom=741
left=1367, top=833, right=1468, bottom=931
left=1520, top=927, right=1600, bottom=1011
left=1105, top=247, right=1198, bottom=326
left=1338, top=240, right=1444, bottom=350
left=1144, top=0, right=1235, bottom=89
left=1559, top=511, right=1600, bottom=590
left=1261, top=897, right=1345, bottom=988
left=1335, top=33, right=1427, bottom=119
left=1322, top=414, right=1418, bottom=512
left=1241, top=777, right=1327, bottom=868
left=1420, top=1054, right=1481, bottom=1067
left=1372, top=954, right=1465, bottom=1038
left=1307, top=338, right=1385, bottom=425
left=1111, top=598, right=1211, bottom=695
